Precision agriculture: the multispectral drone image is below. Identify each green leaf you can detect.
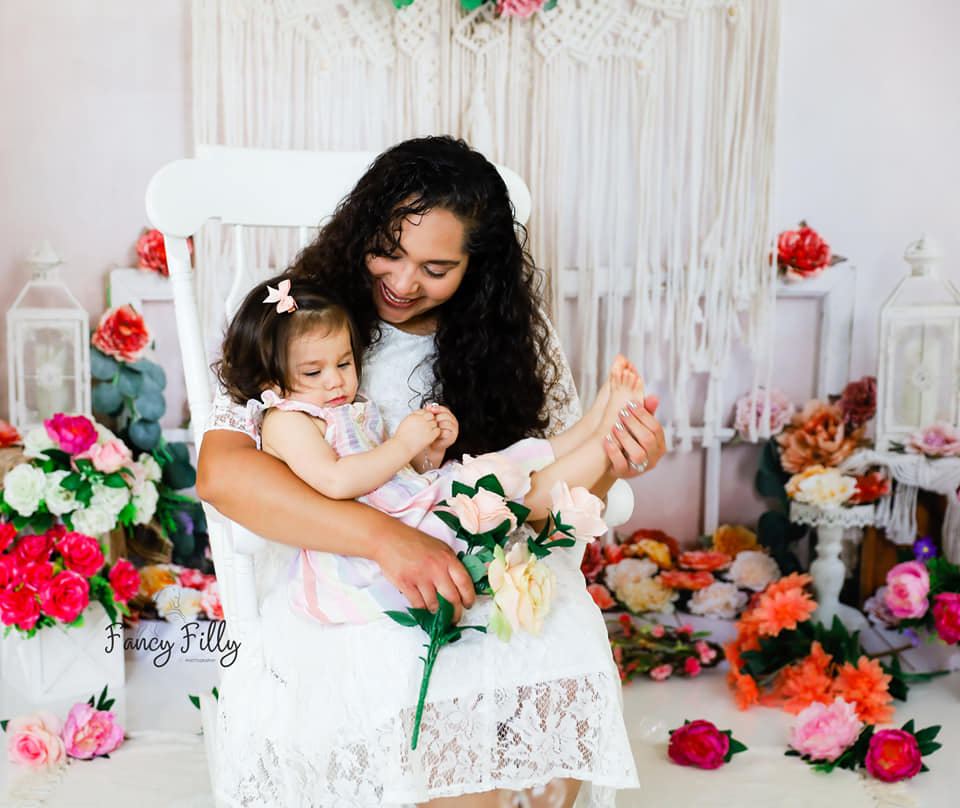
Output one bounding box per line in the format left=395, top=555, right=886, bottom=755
left=60, top=472, right=83, bottom=491
left=162, top=459, right=196, bottom=491
left=134, top=391, right=166, bottom=421
left=102, top=472, right=128, bottom=489
left=212, top=687, right=219, bottom=700
left=117, top=365, right=144, bottom=398
left=543, top=0, right=556, bottom=8
left=41, top=448, right=71, bottom=466
left=755, top=468, right=786, bottom=498
left=128, top=419, right=161, bottom=451
left=167, top=442, right=190, bottom=464
left=901, top=718, right=916, bottom=735
left=75, top=458, right=94, bottom=473
left=460, top=0, right=487, bottom=9
left=90, top=348, right=120, bottom=381
left=0, top=719, right=7, bottom=732
left=385, top=611, right=419, bottom=628
left=914, top=725, right=941, bottom=744
left=460, top=553, right=489, bottom=583
left=436, top=593, right=454, bottom=629
left=506, top=500, right=531, bottom=525
left=450, top=481, right=476, bottom=498
left=132, top=359, right=166, bottom=390
left=92, top=382, right=124, bottom=416
left=487, top=606, right=512, bottom=642
left=189, top=695, right=200, bottom=710
left=527, top=539, right=551, bottom=558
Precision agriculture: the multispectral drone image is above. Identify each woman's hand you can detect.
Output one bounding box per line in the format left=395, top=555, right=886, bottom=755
left=603, top=394, right=666, bottom=478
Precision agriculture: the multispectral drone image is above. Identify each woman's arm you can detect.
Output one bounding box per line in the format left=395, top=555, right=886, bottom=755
left=197, top=429, right=475, bottom=613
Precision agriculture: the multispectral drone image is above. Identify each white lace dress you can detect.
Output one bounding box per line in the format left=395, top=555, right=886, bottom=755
left=206, top=323, right=638, bottom=808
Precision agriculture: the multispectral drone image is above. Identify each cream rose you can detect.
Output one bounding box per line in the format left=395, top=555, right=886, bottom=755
left=137, top=452, right=163, bottom=483
left=549, top=481, right=607, bottom=542
left=727, top=551, right=781, bottom=592
left=3, top=464, right=48, bottom=516
left=22, top=427, right=56, bottom=459
left=154, top=584, right=204, bottom=622
left=487, top=543, right=556, bottom=639
left=688, top=581, right=749, bottom=619
left=604, top=558, right=658, bottom=593
left=90, top=481, right=131, bottom=519
left=459, top=453, right=531, bottom=501
left=617, top=577, right=678, bottom=614
left=43, top=470, right=79, bottom=516
left=787, top=466, right=857, bottom=507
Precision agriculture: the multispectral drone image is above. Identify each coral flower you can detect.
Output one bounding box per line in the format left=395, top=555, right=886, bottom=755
left=750, top=587, right=817, bottom=636
left=728, top=667, right=761, bottom=710
left=831, top=656, right=894, bottom=725
left=762, top=572, right=813, bottom=601
left=657, top=570, right=715, bottom=590
left=773, top=641, right=835, bottom=714
left=711, top=524, right=758, bottom=557
left=678, top=550, right=732, bottom=571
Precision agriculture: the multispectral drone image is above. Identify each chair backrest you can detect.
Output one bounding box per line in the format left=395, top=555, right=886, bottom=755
left=144, top=145, right=532, bottom=641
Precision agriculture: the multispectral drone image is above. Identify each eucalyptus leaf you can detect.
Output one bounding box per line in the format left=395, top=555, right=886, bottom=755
left=92, top=382, right=124, bottom=416
left=90, top=348, right=120, bottom=381
left=132, top=359, right=167, bottom=390
left=117, top=365, right=144, bottom=398
left=163, top=459, right=196, bottom=490
left=167, top=442, right=190, bottom=464
left=128, top=419, right=161, bottom=450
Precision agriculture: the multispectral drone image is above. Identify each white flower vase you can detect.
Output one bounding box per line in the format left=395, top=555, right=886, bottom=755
left=0, top=602, right=124, bottom=702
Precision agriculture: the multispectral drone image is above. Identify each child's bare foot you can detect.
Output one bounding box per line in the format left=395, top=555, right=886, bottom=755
left=583, top=356, right=630, bottom=433
left=596, top=362, right=645, bottom=439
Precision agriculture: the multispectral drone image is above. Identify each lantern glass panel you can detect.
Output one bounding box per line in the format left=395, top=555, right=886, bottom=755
left=18, top=321, right=83, bottom=424
left=888, top=317, right=960, bottom=429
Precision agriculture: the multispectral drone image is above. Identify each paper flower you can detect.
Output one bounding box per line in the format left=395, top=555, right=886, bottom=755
left=790, top=698, right=863, bottom=762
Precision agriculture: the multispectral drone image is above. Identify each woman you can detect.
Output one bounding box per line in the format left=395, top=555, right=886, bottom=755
left=199, top=136, right=666, bottom=808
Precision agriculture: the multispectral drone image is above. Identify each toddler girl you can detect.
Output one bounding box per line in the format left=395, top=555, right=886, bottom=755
left=216, top=273, right=643, bottom=624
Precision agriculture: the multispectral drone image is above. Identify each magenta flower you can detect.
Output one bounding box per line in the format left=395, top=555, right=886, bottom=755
left=864, top=729, right=923, bottom=782
left=932, top=592, right=960, bottom=645
left=884, top=561, right=930, bottom=620
left=43, top=414, right=97, bottom=455
left=790, top=698, right=863, bottom=762
left=61, top=703, right=124, bottom=759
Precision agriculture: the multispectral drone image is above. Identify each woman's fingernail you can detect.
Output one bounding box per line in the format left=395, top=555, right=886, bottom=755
left=605, top=434, right=614, bottom=443
left=615, top=423, right=625, bottom=432
left=619, top=407, right=630, bottom=419
left=628, top=400, right=641, bottom=411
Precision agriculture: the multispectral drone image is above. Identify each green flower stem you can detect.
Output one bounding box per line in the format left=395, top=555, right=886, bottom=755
left=411, top=636, right=442, bottom=750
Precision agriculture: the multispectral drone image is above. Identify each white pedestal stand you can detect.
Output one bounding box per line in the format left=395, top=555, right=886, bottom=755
left=789, top=502, right=875, bottom=627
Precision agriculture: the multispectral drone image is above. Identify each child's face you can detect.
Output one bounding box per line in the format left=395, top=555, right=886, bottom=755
left=285, top=325, right=359, bottom=408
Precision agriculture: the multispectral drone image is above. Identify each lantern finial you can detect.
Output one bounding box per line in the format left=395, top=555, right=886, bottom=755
left=903, top=233, right=943, bottom=278
left=27, top=241, right=64, bottom=281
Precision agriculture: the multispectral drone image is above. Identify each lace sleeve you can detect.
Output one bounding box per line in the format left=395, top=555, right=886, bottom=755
left=205, top=390, right=256, bottom=439
left=540, top=312, right=582, bottom=438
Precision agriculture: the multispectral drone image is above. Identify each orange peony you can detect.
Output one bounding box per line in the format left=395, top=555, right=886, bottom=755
left=711, top=525, right=758, bottom=557
left=629, top=539, right=673, bottom=569
left=678, top=550, right=731, bottom=571
left=776, top=400, right=865, bottom=473
left=658, top=570, right=714, bottom=590
left=831, top=656, right=894, bottom=725
left=0, top=419, right=21, bottom=448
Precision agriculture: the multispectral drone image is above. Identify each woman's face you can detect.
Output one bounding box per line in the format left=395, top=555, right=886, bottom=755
left=366, top=207, right=469, bottom=334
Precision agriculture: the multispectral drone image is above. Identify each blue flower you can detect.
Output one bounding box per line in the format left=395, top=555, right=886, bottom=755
left=913, top=536, right=936, bottom=562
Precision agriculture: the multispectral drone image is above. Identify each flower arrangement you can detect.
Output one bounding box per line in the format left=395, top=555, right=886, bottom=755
left=776, top=222, right=845, bottom=282
left=3, top=686, right=124, bottom=772
left=0, top=523, right=139, bottom=637
left=607, top=615, right=722, bottom=683
left=787, top=701, right=940, bottom=783
left=392, top=0, right=557, bottom=16
left=133, top=563, right=222, bottom=622
left=388, top=461, right=607, bottom=749
left=732, top=388, right=795, bottom=442
left=668, top=720, right=747, bottom=769
left=1, top=413, right=162, bottom=538
left=889, top=422, right=960, bottom=458
left=135, top=227, right=192, bottom=277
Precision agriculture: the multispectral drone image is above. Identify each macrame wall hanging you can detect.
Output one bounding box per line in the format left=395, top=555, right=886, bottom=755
left=192, top=0, right=781, bottom=448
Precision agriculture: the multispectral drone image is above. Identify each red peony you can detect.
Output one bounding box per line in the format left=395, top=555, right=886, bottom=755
left=668, top=720, right=730, bottom=769
left=0, top=587, right=41, bottom=630
left=136, top=228, right=192, bottom=277
left=0, top=522, right=16, bottom=553
left=849, top=471, right=891, bottom=505
left=580, top=541, right=605, bottom=584
left=778, top=226, right=832, bottom=280
left=932, top=592, right=960, bottom=645
left=39, top=571, right=89, bottom=623
left=56, top=532, right=106, bottom=578
left=13, top=533, right=55, bottom=566
left=108, top=559, right=140, bottom=603
left=0, top=419, right=21, bottom=448
left=91, top=305, right=151, bottom=363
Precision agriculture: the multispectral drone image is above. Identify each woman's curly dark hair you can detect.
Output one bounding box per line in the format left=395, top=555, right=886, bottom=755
left=287, top=135, right=562, bottom=458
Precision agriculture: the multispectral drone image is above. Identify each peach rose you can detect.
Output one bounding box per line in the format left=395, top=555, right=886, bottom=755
left=776, top=400, right=864, bottom=473
left=459, top=453, right=531, bottom=501
left=76, top=438, right=133, bottom=474
left=91, top=305, right=151, bottom=363
left=487, top=543, right=556, bottom=640
left=447, top=489, right=517, bottom=535
left=7, top=711, right=66, bottom=771
left=549, top=481, right=607, bottom=542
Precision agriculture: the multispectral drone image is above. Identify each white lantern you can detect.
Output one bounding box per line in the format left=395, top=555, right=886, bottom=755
left=876, top=234, right=960, bottom=451
left=6, top=242, right=91, bottom=431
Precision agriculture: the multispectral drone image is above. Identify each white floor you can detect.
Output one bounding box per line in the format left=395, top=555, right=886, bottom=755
left=1, top=613, right=957, bottom=807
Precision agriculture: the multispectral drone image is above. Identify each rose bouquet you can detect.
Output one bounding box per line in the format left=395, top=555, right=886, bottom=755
left=607, top=615, right=722, bottom=683
left=1, top=413, right=162, bottom=537
left=0, top=523, right=140, bottom=637
left=133, top=563, right=223, bottom=622
left=776, top=223, right=845, bottom=282
left=392, top=0, right=557, bottom=17
left=387, top=459, right=608, bottom=748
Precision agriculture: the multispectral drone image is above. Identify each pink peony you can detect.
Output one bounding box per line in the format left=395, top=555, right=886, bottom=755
left=549, top=481, right=607, bottom=542
left=200, top=579, right=224, bottom=620
left=778, top=226, right=833, bottom=280
left=61, top=702, right=124, bottom=759
left=587, top=583, right=616, bottom=610
left=884, top=561, right=930, bottom=620
left=496, top=0, right=546, bottom=18
left=178, top=567, right=208, bottom=590
left=6, top=712, right=66, bottom=771
left=906, top=422, right=960, bottom=457
left=91, top=305, right=151, bottom=363
left=864, top=729, right=923, bottom=782
left=76, top=438, right=133, bottom=474
left=649, top=664, right=673, bottom=682
left=932, top=592, right=960, bottom=645
left=733, top=388, right=795, bottom=441
left=39, top=570, right=89, bottom=623
left=44, top=413, right=98, bottom=455
left=790, top=698, right=863, bottom=762
left=0, top=587, right=40, bottom=630
left=13, top=532, right=55, bottom=566
left=108, top=558, right=141, bottom=603
left=668, top=720, right=729, bottom=768
left=863, top=586, right=899, bottom=628
left=458, top=452, right=531, bottom=501
left=56, top=532, right=106, bottom=578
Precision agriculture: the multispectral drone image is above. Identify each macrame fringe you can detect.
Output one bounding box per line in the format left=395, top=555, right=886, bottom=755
left=859, top=774, right=918, bottom=808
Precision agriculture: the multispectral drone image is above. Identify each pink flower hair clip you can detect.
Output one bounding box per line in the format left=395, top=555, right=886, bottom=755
left=263, top=279, right=297, bottom=313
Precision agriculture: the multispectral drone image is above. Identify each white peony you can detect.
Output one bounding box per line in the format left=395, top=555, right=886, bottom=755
left=787, top=467, right=857, bottom=507
left=727, top=550, right=781, bottom=592
left=133, top=481, right=160, bottom=525
left=94, top=422, right=117, bottom=444
left=70, top=503, right=117, bottom=537
left=43, top=470, right=79, bottom=516
left=137, top=453, right=162, bottom=484
left=154, top=585, right=203, bottom=622
left=22, top=427, right=56, bottom=459
left=3, top=464, right=48, bottom=516
left=604, top=558, right=658, bottom=593
left=688, top=581, right=750, bottom=619
left=90, top=481, right=131, bottom=517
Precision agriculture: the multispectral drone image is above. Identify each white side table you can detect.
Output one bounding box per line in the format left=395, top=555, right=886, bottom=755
left=789, top=502, right=875, bottom=626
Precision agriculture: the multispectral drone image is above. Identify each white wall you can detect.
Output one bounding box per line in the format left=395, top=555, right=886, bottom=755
left=1, top=1, right=958, bottom=546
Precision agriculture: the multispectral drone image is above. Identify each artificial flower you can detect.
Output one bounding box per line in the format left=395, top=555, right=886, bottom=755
left=43, top=470, right=79, bottom=515
left=695, top=640, right=717, bottom=664
left=863, top=586, right=898, bottom=628
left=61, top=702, right=124, bottom=759
left=733, top=388, right=795, bottom=441
left=727, top=550, right=781, bottom=591
left=18, top=562, right=55, bottom=593
left=39, top=570, right=90, bottom=623
left=0, top=587, right=41, bottom=631
left=617, top=577, right=677, bottom=614
left=625, top=528, right=679, bottom=561
left=789, top=698, right=863, bottom=762
left=684, top=657, right=702, bottom=676
left=777, top=401, right=864, bottom=473
left=905, top=422, right=960, bottom=457
left=445, top=489, right=517, bottom=535
left=21, top=427, right=55, bottom=459
left=777, top=225, right=832, bottom=281
left=69, top=503, right=118, bottom=538
left=932, top=592, right=960, bottom=645
left=496, top=0, right=547, bottom=17
left=56, top=533, right=105, bottom=578
left=604, top=557, right=657, bottom=592
left=864, top=729, right=923, bottom=783
left=848, top=471, right=891, bottom=505
left=549, top=481, right=607, bottom=541
left=749, top=575, right=817, bottom=636
left=711, top=524, right=758, bottom=557
left=913, top=536, right=937, bottom=561
left=154, top=584, right=204, bottom=622
left=12, top=532, right=55, bottom=566
left=884, top=561, right=930, bottom=620
left=657, top=570, right=714, bottom=590
left=0, top=523, right=15, bottom=553
left=668, top=720, right=745, bottom=769
left=838, top=376, right=877, bottom=429
left=775, top=641, right=834, bottom=714
left=108, top=558, right=141, bottom=603
left=587, top=583, right=616, bottom=610
left=580, top=541, right=605, bottom=583
left=2, top=463, right=48, bottom=517
left=0, top=419, right=21, bottom=448
left=459, top=452, right=530, bottom=501
left=179, top=568, right=208, bottom=590
left=831, top=656, right=894, bottom=724
left=6, top=712, right=66, bottom=771
left=136, top=228, right=189, bottom=276
left=678, top=550, right=731, bottom=572
left=44, top=413, right=98, bottom=455
left=487, top=543, right=556, bottom=639
left=139, top=565, right=179, bottom=598
left=649, top=664, right=672, bottom=682
left=76, top=438, right=133, bottom=474
left=91, top=305, right=151, bottom=363
left=632, top=538, right=673, bottom=569
left=132, top=481, right=159, bottom=525
left=786, top=465, right=857, bottom=507
left=200, top=578, right=224, bottom=621
left=688, top=581, right=749, bottom=619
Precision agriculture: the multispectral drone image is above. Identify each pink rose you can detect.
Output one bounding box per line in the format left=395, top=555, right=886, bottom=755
left=91, top=305, right=151, bottom=363
left=13, top=532, right=55, bottom=566
left=458, top=453, right=531, bottom=501
left=7, top=712, right=66, bottom=771
left=668, top=720, right=729, bottom=768
left=18, top=562, right=54, bottom=592
left=200, top=579, right=224, bottom=620
left=61, top=702, right=124, bottom=759
left=587, top=583, right=616, bottom=610
left=695, top=640, right=717, bottom=664
left=684, top=657, right=702, bottom=677
left=108, top=558, right=141, bottom=603
left=496, top=0, right=546, bottom=18
left=650, top=664, right=673, bottom=682
left=549, top=481, right=607, bottom=542
left=790, top=698, right=863, bottom=762
left=733, top=388, right=795, bottom=441
left=0, top=556, right=18, bottom=589
left=932, top=592, right=960, bottom=645
left=0, top=587, right=40, bottom=630
left=44, top=413, right=98, bottom=455
left=57, top=532, right=106, bottom=578
left=39, top=570, right=89, bottom=623
left=650, top=624, right=665, bottom=638
left=864, top=729, right=923, bottom=782
left=446, top=490, right=517, bottom=535
left=0, top=522, right=16, bottom=552
left=884, top=561, right=930, bottom=620
left=76, top=438, right=133, bottom=474
left=906, top=422, right=960, bottom=457
left=178, top=568, right=208, bottom=590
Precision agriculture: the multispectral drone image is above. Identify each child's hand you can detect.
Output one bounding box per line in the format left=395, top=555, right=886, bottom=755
left=395, top=410, right=441, bottom=457
left=418, top=404, right=458, bottom=472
